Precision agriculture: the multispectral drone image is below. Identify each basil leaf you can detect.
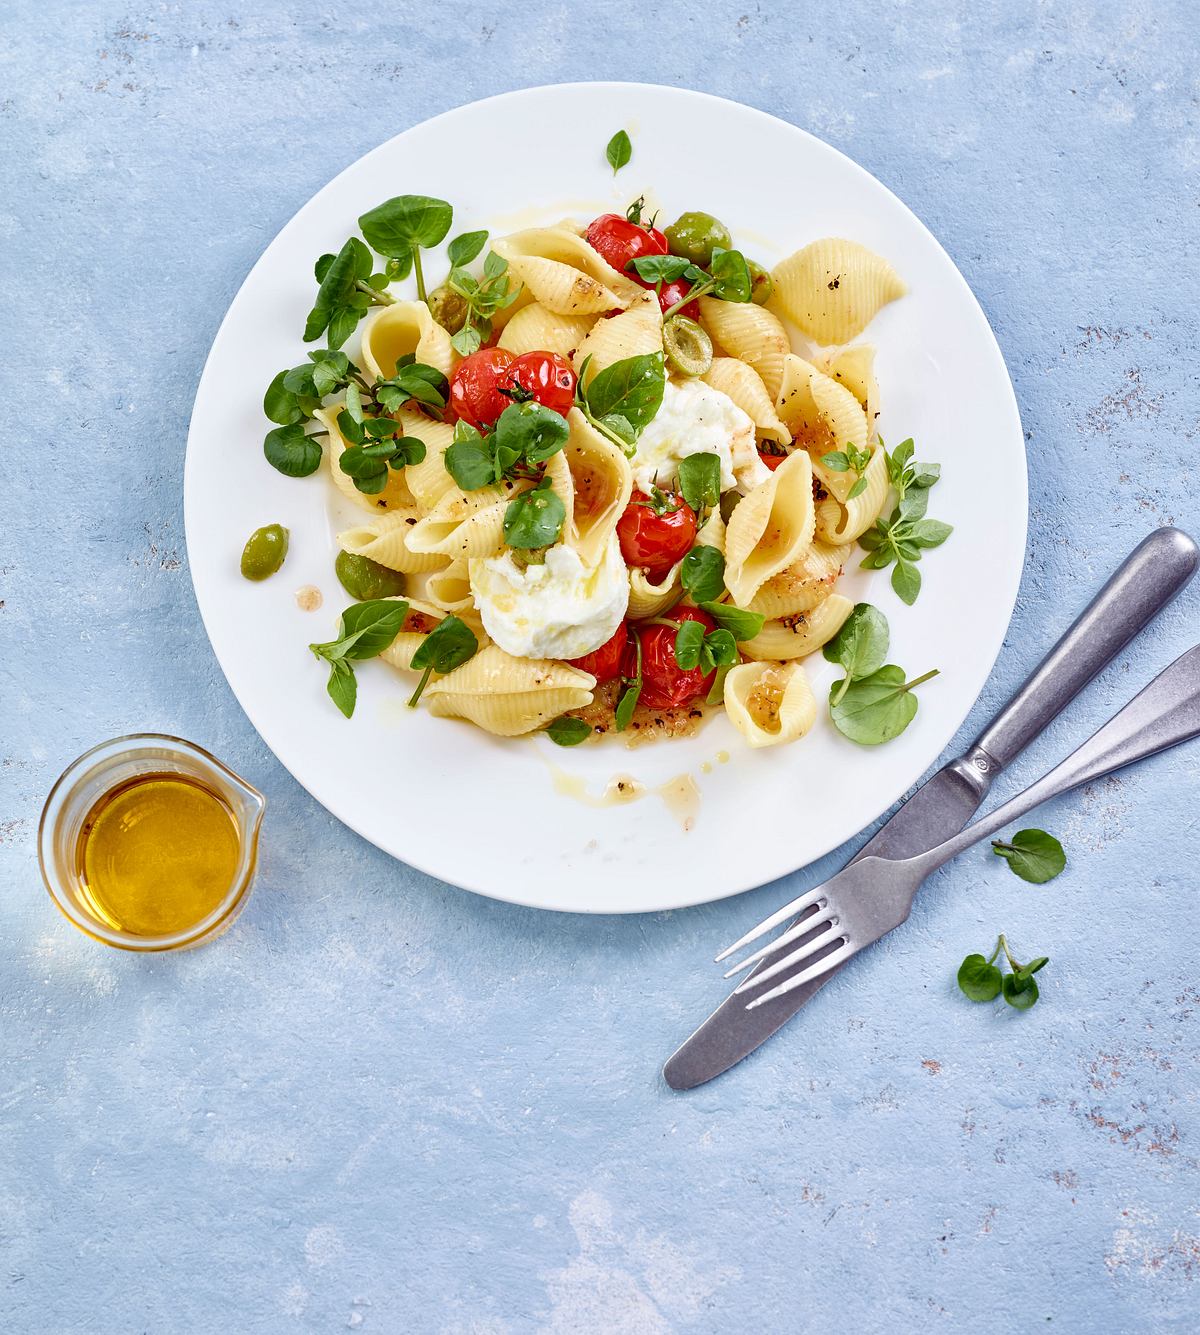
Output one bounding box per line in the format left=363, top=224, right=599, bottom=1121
left=504, top=479, right=566, bottom=549
left=493, top=401, right=570, bottom=465
left=359, top=195, right=454, bottom=256
left=447, top=229, right=488, bottom=267
left=707, top=248, right=752, bottom=302
left=314, top=599, right=410, bottom=661
left=700, top=602, right=764, bottom=641
left=614, top=683, right=639, bottom=731
left=410, top=615, right=477, bottom=675
left=677, top=452, right=722, bottom=513
left=680, top=545, right=726, bottom=604
left=545, top=716, right=592, bottom=746
left=264, top=372, right=303, bottom=425
left=991, top=829, right=1066, bottom=884
left=891, top=561, right=922, bottom=606
left=314, top=253, right=335, bottom=283
left=584, top=353, right=665, bottom=441
left=628, top=254, right=692, bottom=284
left=598, top=413, right=636, bottom=447
left=674, top=619, right=705, bottom=670
left=325, top=658, right=357, bottom=719
left=264, top=424, right=322, bottom=477
left=1002, top=971, right=1040, bottom=1010
left=823, top=603, right=890, bottom=687
left=957, top=954, right=1003, bottom=1002
left=828, top=665, right=938, bottom=746
left=606, top=129, right=632, bottom=174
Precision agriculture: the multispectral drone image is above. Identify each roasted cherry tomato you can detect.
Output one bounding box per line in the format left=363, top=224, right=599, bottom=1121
left=616, top=491, right=697, bottom=582
left=656, top=279, right=701, bottom=322
left=634, top=606, right=717, bottom=710
left=758, top=449, right=788, bottom=471
left=568, top=622, right=628, bottom=684
left=585, top=213, right=669, bottom=281
left=448, top=347, right=516, bottom=429
left=501, top=351, right=577, bottom=418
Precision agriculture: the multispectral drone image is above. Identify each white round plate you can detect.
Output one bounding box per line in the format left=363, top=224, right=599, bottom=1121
left=185, top=83, right=1025, bottom=914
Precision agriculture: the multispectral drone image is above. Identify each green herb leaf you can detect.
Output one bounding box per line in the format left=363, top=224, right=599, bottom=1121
left=707, top=248, right=752, bottom=302
left=823, top=602, right=890, bottom=701
left=325, top=658, right=358, bottom=719
left=991, top=829, right=1066, bottom=884
left=444, top=421, right=499, bottom=491
left=311, top=599, right=410, bottom=663
left=628, top=254, right=693, bottom=284
left=680, top=545, right=726, bottom=604
left=957, top=953, right=1003, bottom=1002
left=264, top=424, right=322, bottom=477
left=493, top=400, right=570, bottom=466
left=582, top=352, right=665, bottom=442
left=891, top=560, right=922, bottom=606
left=545, top=716, right=592, bottom=746
left=606, top=129, right=632, bottom=174
left=677, top=452, right=723, bottom=513
left=674, top=619, right=706, bottom=670
left=359, top=195, right=454, bottom=257
left=451, top=325, right=484, bottom=357
left=908, top=518, right=954, bottom=549
left=700, top=602, right=764, bottom=641
left=614, top=633, right=643, bottom=731
left=828, top=665, right=939, bottom=745
left=707, top=662, right=733, bottom=706
left=264, top=371, right=304, bottom=425
left=447, top=229, right=488, bottom=267
left=1002, top=971, right=1040, bottom=1010
left=703, top=627, right=739, bottom=667
left=407, top=614, right=479, bottom=706
left=504, top=478, right=567, bottom=549
left=304, top=237, right=364, bottom=343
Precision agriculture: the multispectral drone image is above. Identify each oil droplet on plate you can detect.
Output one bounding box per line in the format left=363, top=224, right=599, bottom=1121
left=658, top=774, right=701, bottom=832
left=295, top=584, right=323, bottom=612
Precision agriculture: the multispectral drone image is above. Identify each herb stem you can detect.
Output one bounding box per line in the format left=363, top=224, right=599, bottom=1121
left=412, top=247, right=427, bottom=304
left=903, top=668, right=940, bottom=691
left=407, top=664, right=435, bottom=707
left=662, top=277, right=714, bottom=319
left=357, top=279, right=395, bottom=307
left=987, top=935, right=1004, bottom=966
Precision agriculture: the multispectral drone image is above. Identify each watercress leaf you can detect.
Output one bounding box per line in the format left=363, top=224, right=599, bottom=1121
left=352, top=467, right=389, bottom=495
left=991, top=829, right=1066, bottom=884
left=394, top=438, right=426, bottom=467
left=325, top=658, right=357, bottom=719
left=674, top=619, right=705, bottom=670
left=264, top=371, right=303, bottom=425
left=409, top=614, right=478, bottom=674
left=628, top=254, right=692, bottom=284
left=368, top=272, right=390, bottom=292
left=385, top=252, right=413, bottom=282
left=700, top=602, right=764, bottom=641
left=390, top=361, right=449, bottom=409
left=338, top=444, right=385, bottom=478
left=282, top=364, right=318, bottom=398
left=1002, top=971, right=1040, bottom=1010
left=680, top=545, right=726, bottom=603
left=957, top=953, right=1003, bottom=1002
left=264, top=424, right=322, bottom=477
left=599, top=413, right=635, bottom=446
left=305, top=238, right=363, bottom=343
left=585, top=352, right=666, bottom=440
left=614, top=684, right=639, bottom=731
left=309, top=350, right=351, bottom=397
left=892, top=560, right=922, bottom=605
left=503, top=480, right=566, bottom=549
left=829, top=665, right=938, bottom=745
left=606, top=129, right=632, bottom=174
left=821, top=450, right=851, bottom=472
left=703, top=627, right=739, bottom=666
left=544, top=715, right=591, bottom=747
left=908, top=518, right=954, bottom=549
left=336, top=409, right=365, bottom=446
left=677, top=452, right=723, bottom=513
left=451, top=325, right=484, bottom=357
left=347, top=236, right=372, bottom=280
left=823, top=602, right=890, bottom=681
left=707, top=248, right=752, bottom=302
left=326, top=305, right=360, bottom=351
left=447, top=229, right=488, bottom=267
left=359, top=194, right=454, bottom=256
left=314, top=253, right=336, bottom=283
left=444, top=431, right=497, bottom=491
left=706, top=662, right=732, bottom=706
left=494, top=400, right=570, bottom=465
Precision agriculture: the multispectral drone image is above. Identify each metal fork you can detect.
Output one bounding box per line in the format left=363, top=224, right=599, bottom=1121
left=717, top=644, right=1200, bottom=1007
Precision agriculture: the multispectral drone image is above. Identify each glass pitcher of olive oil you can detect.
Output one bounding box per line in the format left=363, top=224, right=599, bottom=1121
left=39, top=735, right=264, bottom=951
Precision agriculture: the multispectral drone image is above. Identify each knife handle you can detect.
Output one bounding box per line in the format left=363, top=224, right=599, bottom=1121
left=972, top=527, right=1198, bottom=770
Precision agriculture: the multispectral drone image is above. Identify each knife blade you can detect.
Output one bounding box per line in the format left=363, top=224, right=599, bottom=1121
left=663, top=527, right=1199, bottom=1091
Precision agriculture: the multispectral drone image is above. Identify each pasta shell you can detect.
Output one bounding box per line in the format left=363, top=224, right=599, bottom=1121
left=775, top=354, right=872, bottom=503
left=423, top=645, right=595, bottom=736
left=697, top=298, right=789, bottom=400
left=694, top=505, right=726, bottom=555
left=813, top=449, right=888, bottom=544
left=571, top=291, right=663, bottom=384
left=498, top=304, right=595, bottom=358
left=815, top=344, right=880, bottom=442
left=490, top=284, right=534, bottom=333
left=740, top=595, right=855, bottom=662
left=394, top=408, right=456, bottom=510
left=628, top=562, right=682, bottom=620
left=491, top=228, right=642, bottom=315
left=771, top=238, right=906, bottom=345
left=406, top=478, right=532, bottom=560
left=723, top=661, right=818, bottom=748
left=746, top=542, right=853, bottom=617
left=723, top=450, right=815, bottom=606
left=562, top=408, right=633, bottom=565
left=337, top=510, right=449, bottom=573
left=379, top=598, right=446, bottom=673
left=358, top=300, right=456, bottom=380
left=701, top=358, right=790, bottom=446
left=315, top=406, right=414, bottom=512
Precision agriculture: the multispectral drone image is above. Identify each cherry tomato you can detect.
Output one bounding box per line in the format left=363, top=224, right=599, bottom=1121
left=634, top=606, right=717, bottom=710
left=758, top=449, right=788, bottom=471
left=501, top=351, right=577, bottom=418
left=616, top=492, right=697, bottom=582
left=567, top=622, right=627, bottom=684
left=448, top=347, right=516, bottom=429
left=656, top=279, right=701, bottom=322
left=585, top=213, right=669, bottom=281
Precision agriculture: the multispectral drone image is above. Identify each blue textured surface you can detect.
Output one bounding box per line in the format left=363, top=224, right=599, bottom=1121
left=3, top=4, right=1199, bottom=1331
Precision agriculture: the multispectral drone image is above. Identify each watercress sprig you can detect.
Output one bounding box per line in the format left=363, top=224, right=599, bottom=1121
left=628, top=247, right=753, bottom=315
left=614, top=634, right=643, bottom=732
left=407, top=615, right=478, bottom=707
left=957, top=935, right=1049, bottom=1011
left=503, top=477, right=567, bottom=549
left=573, top=352, right=666, bottom=454
left=858, top=437, right=952, bottom=605
left=444, top=250, right=520, bottom=355
left=335, top=384, right=427, bottom=495
left=677, top=452, right=722, bottom=522
left=309, top=599, right=410, bottom=718
left=305, top=238, right=396, bottom=350
left=991, top=829, right=1066, bottom=883
left=820, top=442, right=873, bottom=500
left=443, top=401, right=570, bottom=490
left=358, top=194, right=454, bottom=304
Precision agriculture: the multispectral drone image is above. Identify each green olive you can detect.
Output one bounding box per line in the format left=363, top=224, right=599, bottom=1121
left=747, top=260, right=774, bottom=306
left=334, top=550, right=407, bottom=602
left=239, top=524, right=289, bottom=581
left=662, top=316, right=713, bottom=378
left=427, top=285, right=468, bottom=334
left=664, top=211, right=733, bottom=268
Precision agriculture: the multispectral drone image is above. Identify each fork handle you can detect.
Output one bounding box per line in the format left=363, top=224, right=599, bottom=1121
left=913, top=644, right=1200, bottom=877
left=972, top=528, right=1199, bottom=769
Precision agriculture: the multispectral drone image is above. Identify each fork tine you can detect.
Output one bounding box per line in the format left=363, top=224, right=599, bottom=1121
left=732, top=918, right=845, bottom=993
left=744, top=941, right=859, bottom=1009
left=714, top=884, right=828, bottom=964
left=721, top=899, right=830, bottom=977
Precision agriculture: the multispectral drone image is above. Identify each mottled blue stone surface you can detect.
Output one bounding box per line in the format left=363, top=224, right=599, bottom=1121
left=3, top=3, right=1199, bottom=1331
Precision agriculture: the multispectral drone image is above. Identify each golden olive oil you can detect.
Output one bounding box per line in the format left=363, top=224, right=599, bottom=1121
left=76, top=774, right=241, bottom=936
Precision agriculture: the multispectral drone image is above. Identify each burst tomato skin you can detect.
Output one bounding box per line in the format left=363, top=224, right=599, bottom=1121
left=634, top=606, right=717, bottom=710
left=616, top=492, right=697, bottom=582
left=448, top=347, right=516, bottom=429
left=759, top=449, right=787, bottom=471
left=656, top=279, right=701, bottom=321
left=585, top=214, right=669, bottom=280
left=502, top=351, right=576, bottom=418
left=567, top=622, right=628, bottom=684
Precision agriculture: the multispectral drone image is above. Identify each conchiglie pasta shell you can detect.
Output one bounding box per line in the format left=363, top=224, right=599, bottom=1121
left=423, top=645, right=595, bottom=736
left=694, top=506, right=726, bottom=555
left=740, top=595, right=855, bottom=662
left=723, top=661, right=818, bottom=748
left=746, top=541, right=852, bottom=617
left=489, top=283, right=534, bottom=333
left=698, top=298, right=789, bottom=400
left=813, top=448, right=888, bottom=544
left=406, top=478, right=532, bottom=560
left=337, top=510, right=448, bottom=573
left=701, top=358, right=790, bottom=446
left=491, top=229, right=641, bottom=315
left=394, top=408, right=456, bottom=510
left=358, top=300, right=456, bottom=380
left=627, top=563, right=682, bottom=620
left=497, top=303, right=595, bottom=358
left=571, top=291, right=663, bottom=384
left=723, top=450, right=816, bottom=606
left=315, top=406, right=414, bottom=512
left=562, top=408, right=633, bottom=565
left=774, top=355, right=871, bottom=503
left=379, top=598, right=446, bottom=673
left=771, top=238, right=906, bottom=345
left=816, top=344, right=880, bottom=442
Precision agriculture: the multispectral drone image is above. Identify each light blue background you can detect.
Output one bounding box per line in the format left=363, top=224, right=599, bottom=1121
left=3, top=3, right=1199, bottom=1331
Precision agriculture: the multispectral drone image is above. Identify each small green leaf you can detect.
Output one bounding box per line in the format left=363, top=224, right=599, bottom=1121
left=700, top=602, right=764, bottom=641
left=821, top=450, right=850, bottom=472
left=325, top=658, right=357, bottom=718
left=545, top=716, right=592, bottom=746
left=359, top=194, right=454, bottom=256
left=680, top=545, right=726, bottom=604
left=674, top=619, right=706, bottom=670
left=847, top=476, right=869, bottom=500
left=628, top=254, right=692, bottom=284
left=504, top=479, right=567, bottom=549
left=614, top=683, right=639, bottom=731
left=264, top=424, right=322, bottom=477
left=605, top=129, right=632, bottom=174
left=584, top=352, right=665, bottom=441
left=447, top=229, right=488, bottom=267
left=407, top=615, right=479, bottom=707
left=311, top=599, right=410, bottom=663
left=706, top=248, right=752, bottom=303
left=493, top=400, right=570, bottom=466
left=991, top=830, right=1067, bottom=884
left=1002, top=971, right=1040, bottom=1010
left=829, top=665, right=938, bottom=746
left=891, top=560, right=922, bottom=605
left=908, top=518, right=954, bottom=549
left=823, top=602, right=890, bottom=691
left=703, top=627, right=739, bottom=667
left=677, top=452, right=723, bottom=513
left=264, top=371, right=303, bottom=425
left=957, top=953, right=1003, bottom=1002
left=444, top=422, right=497, bottom=491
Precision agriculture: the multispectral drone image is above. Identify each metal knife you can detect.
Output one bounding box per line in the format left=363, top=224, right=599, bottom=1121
left=663, top=527, right=1199, bottom=1091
